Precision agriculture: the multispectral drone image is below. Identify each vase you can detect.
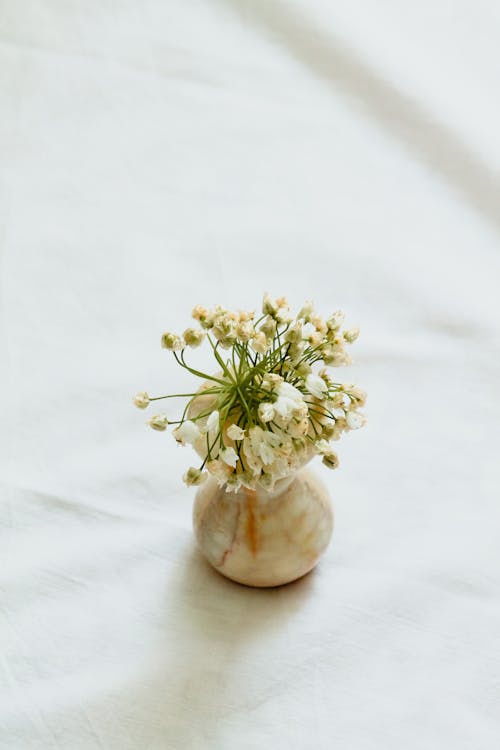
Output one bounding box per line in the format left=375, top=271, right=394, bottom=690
left=193, top=468, right=333, bottom=587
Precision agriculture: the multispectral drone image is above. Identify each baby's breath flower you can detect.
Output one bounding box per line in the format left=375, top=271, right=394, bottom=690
left=148, top=414, right=168, bottom=431
left=183, top=327, right=205, bottom=348
left=173, top=420, right=202, bottom=445
left=183, top=467, right=207, bottom=486
left=226, top=423, right=245, bottom=441
left=133, top=391, right=150, bottom=409
left=322, top=450, right=339, bottom=469
left=161, top=332, right=184, bottom=351
left=343, top=327, right=360, bottom=344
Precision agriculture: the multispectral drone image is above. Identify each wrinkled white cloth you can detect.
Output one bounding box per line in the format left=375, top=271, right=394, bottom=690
left=1, top=2, right=500, bottom=748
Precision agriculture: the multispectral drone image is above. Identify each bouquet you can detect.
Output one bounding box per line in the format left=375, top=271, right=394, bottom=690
left=134, top=294, right=366, bottom=493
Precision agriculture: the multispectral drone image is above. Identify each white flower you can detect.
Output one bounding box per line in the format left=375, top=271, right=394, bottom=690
left=262, top=292, right=278, bottom=316
left=344, top=384, right=367, bottom=407
left=248, top=426, right=281, bottom=466
left=306, top=373, right=328, bottom=399
left=301, top=322, right=316, bottom=341
left=161, top=332, right=184, bottom=350
left=275, top=305, right=293, bottom=324
left=236, top=320, right=254, bottom=342
left=148, top=414, right=168, bottom=431
left=173, top=420, right=202, bottom=445
left=343, top=327, right=360, bottom=344
left=251, top=331, right=269, bottom=354
left=133, top=391, right=150, bottom=409
left=289, top=418, right=309, bottom=437
left=298, top=300, right=314, bottom=320
left=220, top=446, right=239, bottom=468
left=226, top=423, right=245, bottom=441
left=258, top=402, right=275, bottom=423
left=205, top=410, right=220, bottom=434
left=278, top=381, right=303, bottom=402
left=207, top=459, right=232, bottom=484
left=326, top=310, right=344, bottom=331
left=314, top=439, right=330, bottom=454
left=183, top=467, right=208, bottom=486
left=346, top=412, right=365, bottom=430
left=183, top=327, right=205, bottom=347
left=274, top=381, right=305, bottom=421
left=260, top=316, right=277, bottom=338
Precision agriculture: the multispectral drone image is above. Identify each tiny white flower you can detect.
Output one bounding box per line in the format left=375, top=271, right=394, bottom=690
left=183, top=467, right=208, bottom=486
left=207, top=459, right=232, bottom=484
left=133, top=391, right=150, bottom=409
left=226, top=423, right=245, bottom=441
left=301, top=322, right=316, bottom=340
left=306, top=373, right=328, bottom=399
left=258, top=441, right=276, bottom=465
left=274, top=396, right=298, bottom=420
left=251, top=331, right=268, bottom=354
left=220, top=446, right=239, bottom=468
left=183, top=327, right=205, bottom=348
left=343, top=327, right=360, bottom=344
left=314, top=439, right=330, bottom=454
left=326, top=310, right=344, bottom=331
left=205, top=410, right=220, bottom=434
left=258, top=402, right=275, bottom=423
left=346, top=411, right=364, bottom=430
left=148, top=414, right=168, bottom=431
left=298, top=300, right=314, bottom=320
left=262, top=292, right=278, bottom=316
left=173, top=420, right=202, bottom=445
left=161, top=332, right=184, bottom=351
left=278, top=381, right=303, bottom=402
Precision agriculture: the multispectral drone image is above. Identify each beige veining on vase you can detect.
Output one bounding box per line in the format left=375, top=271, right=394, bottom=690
left=193, top=468, right=333, bottom=587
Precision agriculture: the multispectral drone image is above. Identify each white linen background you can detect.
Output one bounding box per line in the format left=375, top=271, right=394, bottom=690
left=1, top=1, right=500, bottom=748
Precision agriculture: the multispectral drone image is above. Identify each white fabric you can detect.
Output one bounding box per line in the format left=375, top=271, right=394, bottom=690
left=2, top=2, right=500, bottom=748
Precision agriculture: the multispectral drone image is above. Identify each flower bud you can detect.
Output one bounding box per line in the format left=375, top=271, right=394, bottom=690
left=161, top=332, right=184, bottom=351
left=133, top=391, right=150, bottom=409
left=343, top=327, right=360, bottom=344
left=262, top=292, right=278, bottom=316
left=183, top=327, right=205, bottom=348
left=326, top=310, right=344, bottom=331
left=148, top=414, right=168, bottom=431
left=183, top=467, right=207, bottom=486
left=322, top=451, right=339, bottom=469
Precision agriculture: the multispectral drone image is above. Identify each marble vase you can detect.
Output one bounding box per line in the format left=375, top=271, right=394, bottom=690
left=193, top=468, right=333, bottom=587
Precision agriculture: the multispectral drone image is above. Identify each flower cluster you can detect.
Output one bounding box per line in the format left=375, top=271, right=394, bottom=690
left=134, top=294, right=366, bottom=492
